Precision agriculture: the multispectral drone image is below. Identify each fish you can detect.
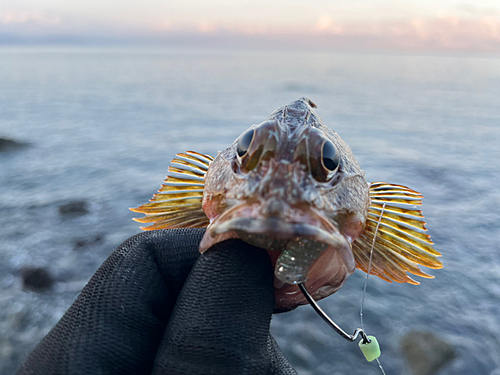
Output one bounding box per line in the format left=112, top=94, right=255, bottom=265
left=131, top=98, right=442, bottom=311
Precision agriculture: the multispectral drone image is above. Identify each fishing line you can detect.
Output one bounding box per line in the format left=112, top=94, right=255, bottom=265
left=298, top=202, right=387, bottom=373
left=360, top=202, right=387, bottom=374
left=361, top=202, right=386, bottom=329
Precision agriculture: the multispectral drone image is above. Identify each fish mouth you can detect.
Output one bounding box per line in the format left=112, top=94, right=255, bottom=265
left=200, top=205, right=356, bottom=311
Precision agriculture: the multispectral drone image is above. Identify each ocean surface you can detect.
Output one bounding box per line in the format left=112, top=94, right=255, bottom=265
left=0, top=47, right=499, bottom=374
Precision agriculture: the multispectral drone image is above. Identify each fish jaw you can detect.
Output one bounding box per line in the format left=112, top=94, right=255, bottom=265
left=199, top=202, right=356, bottom=310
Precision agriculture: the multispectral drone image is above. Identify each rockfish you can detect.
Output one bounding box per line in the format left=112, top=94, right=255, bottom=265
left=131, top=98, right=442, bottom=311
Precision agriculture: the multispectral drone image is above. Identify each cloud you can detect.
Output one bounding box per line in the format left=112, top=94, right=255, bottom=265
left=197, top=21, right=218, bottom=34
left=308, top=14, right=500, bottom=40
left=0, top=10, right=61, bottom=26
left=1, top=10, right=499, bottom=53
left=304, top=15, right=500, bottom=52
left=315, top=15, right=344, bottom=34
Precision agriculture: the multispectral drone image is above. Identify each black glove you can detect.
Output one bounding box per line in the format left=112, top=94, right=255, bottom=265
left=16, top=228, right=297, bottom=375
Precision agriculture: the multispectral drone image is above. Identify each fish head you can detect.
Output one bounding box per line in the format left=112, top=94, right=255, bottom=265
left=201, top=98, right=371, bottom=311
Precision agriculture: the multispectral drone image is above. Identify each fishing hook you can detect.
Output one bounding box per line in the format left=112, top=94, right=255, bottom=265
left=298, top=283, right=370, bottom=344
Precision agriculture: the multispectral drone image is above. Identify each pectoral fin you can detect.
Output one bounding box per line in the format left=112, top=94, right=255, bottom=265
left=352, top=182, right=443, bottom=285
left=130, top=151, right=214, bottom=230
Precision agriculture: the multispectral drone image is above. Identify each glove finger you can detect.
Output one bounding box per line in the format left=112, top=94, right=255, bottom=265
left=17, top=229, right=205, bottom=375
left=153, top=239, right=278, bottom=375
left=267, top=335, right=299, bottom=375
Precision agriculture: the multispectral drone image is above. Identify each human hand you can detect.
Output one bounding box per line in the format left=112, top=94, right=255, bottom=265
left=16, top=228, right=297, bottom=375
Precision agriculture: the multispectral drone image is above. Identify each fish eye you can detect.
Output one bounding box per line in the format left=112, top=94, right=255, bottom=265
left=311, top=139, right=340, bottom=182
left=236, top=129, right=255, bottom=160
left=322, top=140, right=340, bottom=175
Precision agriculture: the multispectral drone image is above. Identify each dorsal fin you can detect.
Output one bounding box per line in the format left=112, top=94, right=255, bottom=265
left=130, top=151, right=214, bottom=230
left=352, top=182, right=443, bottom=285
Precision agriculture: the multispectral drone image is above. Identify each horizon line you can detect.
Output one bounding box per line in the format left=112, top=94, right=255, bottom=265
left=1, top=32, right=500, bottom=56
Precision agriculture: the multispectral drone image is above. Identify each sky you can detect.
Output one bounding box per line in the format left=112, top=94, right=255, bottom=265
left=1, top=0, right=500, bottom=53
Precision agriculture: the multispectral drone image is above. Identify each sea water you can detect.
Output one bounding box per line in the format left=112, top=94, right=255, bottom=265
left=1, top=47, right=499, bottom=374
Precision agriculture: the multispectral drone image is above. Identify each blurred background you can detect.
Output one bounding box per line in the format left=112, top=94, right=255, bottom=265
left=1, top=1, right=500, bottom=374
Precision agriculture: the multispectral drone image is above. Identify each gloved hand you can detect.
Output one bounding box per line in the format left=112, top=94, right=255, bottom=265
left=16, top=228, right=297, bottom=375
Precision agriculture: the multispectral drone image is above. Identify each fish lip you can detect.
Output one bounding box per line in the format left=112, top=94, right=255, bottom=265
left=200, top=200, right=346, bottom=253
left=210, top=217, right=345, bottom=249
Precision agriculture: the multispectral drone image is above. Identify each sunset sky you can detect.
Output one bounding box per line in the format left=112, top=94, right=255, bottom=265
left=1, top=0, right=500, bottom=52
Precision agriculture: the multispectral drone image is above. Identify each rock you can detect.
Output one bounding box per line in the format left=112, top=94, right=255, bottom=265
left=401, top=330, right=457, bottom=375
left=0, top=137, right=29, bottom=152
left=21, top=267, right=55, bottom=291
left=58, top=200, right=89, bottom=216
left=73, top=233, right=104, bottom=250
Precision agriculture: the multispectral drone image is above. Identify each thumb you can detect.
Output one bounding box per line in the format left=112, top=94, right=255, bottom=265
left=152, top=239, right=276, bottom=375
